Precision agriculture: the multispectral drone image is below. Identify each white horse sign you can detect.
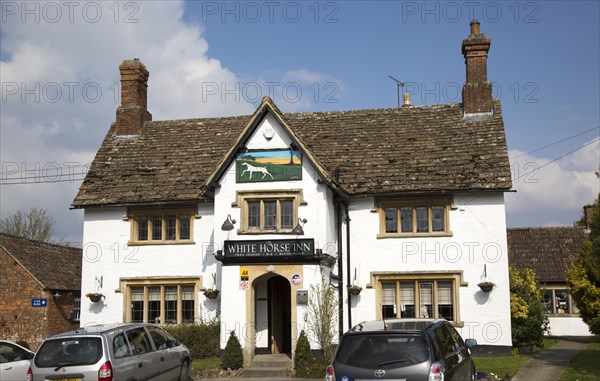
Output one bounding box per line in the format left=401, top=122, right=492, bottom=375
left=236, top=150, right=302, bottom=183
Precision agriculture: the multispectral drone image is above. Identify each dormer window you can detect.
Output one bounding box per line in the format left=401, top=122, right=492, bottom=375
left=234, top=189, right=306, bottom=234
left=377, top=196, right=452, bottom=238
left=128, top=207, right=195, bottom=244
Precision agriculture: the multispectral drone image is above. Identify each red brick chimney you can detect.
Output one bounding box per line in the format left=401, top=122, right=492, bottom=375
left=115, top=58, right=152, bottom=136
left=461, top=20, right=493, bottom=115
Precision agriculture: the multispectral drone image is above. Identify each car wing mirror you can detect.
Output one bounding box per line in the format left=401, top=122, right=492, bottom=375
left=465, top=339, right=477, bottom=348
left=168, top=340, right=180, bottom=348
left=28, top=352, right=35, bottom=360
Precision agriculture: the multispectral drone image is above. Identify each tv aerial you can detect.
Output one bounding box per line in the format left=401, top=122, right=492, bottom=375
left=388, top=75, right=406, bottom=108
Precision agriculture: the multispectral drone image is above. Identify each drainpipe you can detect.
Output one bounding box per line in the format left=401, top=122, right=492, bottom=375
left=345, top=203, right=352, bottom=330
left=335, top=199, right=344, bottom=340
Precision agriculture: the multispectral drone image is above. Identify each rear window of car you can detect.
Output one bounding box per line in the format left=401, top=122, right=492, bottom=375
left=335, top=333, right=429, bottom=369
left=35, top=337, right=102, bottom=368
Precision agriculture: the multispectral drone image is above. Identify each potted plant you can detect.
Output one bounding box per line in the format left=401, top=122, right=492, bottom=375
left=348, top=284, right=362, bottom=296
left=85, top=292, right=104, bottom=303
left=204, top=288, right=219, bottom=299
left=477, top=281, right=495, bottom=293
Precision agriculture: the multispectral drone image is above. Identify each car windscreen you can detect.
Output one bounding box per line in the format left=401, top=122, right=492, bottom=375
left=35, top=337, right=102, bottom=368
left=335, top=333, right=429, bottom=368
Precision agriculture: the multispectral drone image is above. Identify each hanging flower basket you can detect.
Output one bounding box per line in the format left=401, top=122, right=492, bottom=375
left=204, top=289, right=219, bottom=299
left=85, top=292, right=104, bottom=303
left=348, top=285, right=362, bottom=296
left=477, top=282, right=495, bottom=293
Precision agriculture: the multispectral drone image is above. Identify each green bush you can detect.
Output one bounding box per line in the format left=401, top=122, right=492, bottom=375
left=16, top=340, right=30, bottom=349
left=509, top=265, right=549, bottom=347
left=165, top=322, right=220, bottom=359
left=294, top=330, right=313, bottom=378
left=222, top=331, right=243, bottom=370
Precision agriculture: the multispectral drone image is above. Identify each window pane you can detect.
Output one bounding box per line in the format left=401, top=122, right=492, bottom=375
left=416, top=207, right=428, bottom=232
left=264, top=201, right=277, bottom=229
left=437, top=281, right=454, bottom=321
left=181, top=286, right=195, bottom=323
left=179, top=215, right=190, bottom=240
left=138, top=216, right=148, bottom=241
left=248, top=201, right=260, bottom=229
left=555, top=290, right=570, bottom=313
left=166, top=215, right=177, bottom=240
left=381, top=282, right=396, bottom=318
left=385, top=208, right=398, bottom=233
left=419, top=283, right=433, bottom=318
left=280, top=200, right=294, bottom=229
left=152, top=216, right=162, bottom=240
left=400, top=282, right=416, bottom=318
left=400, top=207, right=413, bottom=233
left=148, top=287, right=161, bottom=323
left=164, top=286, right=177, bottom=324
left=431, top=206, right=445, bottom=232
left=542, top=290, right=553, bottom=314
left=131, top=287, right=144, bottom=323
left=126, top=328, right=151, bottom=354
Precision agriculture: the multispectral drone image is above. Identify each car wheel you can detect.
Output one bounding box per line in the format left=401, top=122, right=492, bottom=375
left=178, top=360, right=189, bottom=381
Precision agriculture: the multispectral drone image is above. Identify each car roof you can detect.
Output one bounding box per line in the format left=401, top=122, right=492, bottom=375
left=44, top=323, right=156, bottom=339
left=348, top=318, right=446, bottom=334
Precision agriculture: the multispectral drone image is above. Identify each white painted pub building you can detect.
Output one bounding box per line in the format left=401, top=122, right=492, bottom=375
left=73, top=21, right=513, bottom=359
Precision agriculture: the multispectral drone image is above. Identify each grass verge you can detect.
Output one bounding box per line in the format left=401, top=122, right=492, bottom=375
left=559, top=341, right=600, bottom=381
left=474, top=355, right=531, bottom=379
left=192, top=357, right=220, bottom=371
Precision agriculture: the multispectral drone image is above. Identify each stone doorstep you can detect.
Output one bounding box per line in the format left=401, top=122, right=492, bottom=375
left=241, top=354, right=292, bottom=378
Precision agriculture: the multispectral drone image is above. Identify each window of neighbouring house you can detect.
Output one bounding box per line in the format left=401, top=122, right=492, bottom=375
left=373, top=272, right=463, bottom=324
left=71, top=297, right=81, bottom=322
left=542, top=287, right=579, bottom=315
left=120, top=278, right=200, bottom=324
left=128, top=207, right=196, bottom=244
left=234, top=189, right=306, bottom=234
left=377, top=197, right=452, bottom=238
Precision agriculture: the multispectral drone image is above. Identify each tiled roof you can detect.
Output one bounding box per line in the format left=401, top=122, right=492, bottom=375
left=0, top=234, right=82, bottom=290
left=507, top=227, right=588, bottom=282
left=72, top=99, right=512, bottom=207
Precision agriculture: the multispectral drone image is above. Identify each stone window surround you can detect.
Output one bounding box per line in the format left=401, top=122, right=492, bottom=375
left=375, top=196, right=453, bottom=238
left=127, top=206, right=197, bottom=245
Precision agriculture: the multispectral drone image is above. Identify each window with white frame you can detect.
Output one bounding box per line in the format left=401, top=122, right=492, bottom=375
left=375, top=272, right=463, bottom=323
left=128, top=207, right=196, bottom=244
left=542, top=287, right=579, bottom=315
left=234, top=189, right=306, bottom=234
left=121, top=278, right=200, bottom=324
left=377, top=197, right=452, bottom=238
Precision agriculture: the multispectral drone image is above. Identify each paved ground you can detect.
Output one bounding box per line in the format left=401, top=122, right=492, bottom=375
left=511, top=337, right=592, bottom=381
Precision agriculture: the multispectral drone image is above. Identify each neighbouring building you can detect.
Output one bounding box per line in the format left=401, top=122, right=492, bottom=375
left=0, top=234, right=82, bottom=349
left=507, top=225, right=592, bottom=336
left=72, top=21, right=513, bottom=360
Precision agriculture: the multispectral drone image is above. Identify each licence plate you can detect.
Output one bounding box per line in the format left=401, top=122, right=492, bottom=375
left=56, top=379, right=80, bottom=381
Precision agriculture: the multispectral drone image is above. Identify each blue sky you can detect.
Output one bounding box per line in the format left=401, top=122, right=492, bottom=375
left=0, top=1, right=598, bottom=244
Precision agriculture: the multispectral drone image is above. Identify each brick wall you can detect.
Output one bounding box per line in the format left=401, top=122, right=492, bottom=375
left=0, top=249, right=79, bottom=350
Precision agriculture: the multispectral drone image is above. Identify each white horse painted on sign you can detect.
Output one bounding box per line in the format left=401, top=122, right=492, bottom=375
left=240, top=162, right=274, bottom=179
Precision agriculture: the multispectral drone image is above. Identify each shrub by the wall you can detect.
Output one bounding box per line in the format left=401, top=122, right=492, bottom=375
left=222, top=331, right=243, bottom=370
left=294, top=330, right=314, bottom=378
left=165, top=322, right=220, bottom=359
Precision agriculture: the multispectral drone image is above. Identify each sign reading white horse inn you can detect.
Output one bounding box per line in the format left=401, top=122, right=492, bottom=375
left=219, top=239, right=317, bottom=264
left=236, top=150, right=302, bottom=183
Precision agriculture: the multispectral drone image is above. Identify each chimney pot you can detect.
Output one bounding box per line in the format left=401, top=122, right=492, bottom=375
left=470, top=20, right=481, bottom=35
left=402, top=93, right=412, bottom=107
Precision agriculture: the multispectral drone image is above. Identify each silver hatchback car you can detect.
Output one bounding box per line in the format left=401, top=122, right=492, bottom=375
left=29, top=323, right=191, bottom=381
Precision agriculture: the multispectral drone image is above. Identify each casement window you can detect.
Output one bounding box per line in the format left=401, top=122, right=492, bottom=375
left=120, top=278, right=200, bottom=324
left=128, top=207, right=195, bottom=244
left=542, top=287, right=579, bottom=316
left=374, top=272, right=464, bottom=324
left=377, top=197, right=452, bottom=238
left=233, top=189, right=306, bottom=234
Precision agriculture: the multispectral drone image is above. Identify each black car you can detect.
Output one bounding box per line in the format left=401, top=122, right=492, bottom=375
left=326, top=318, right=477, bottom=381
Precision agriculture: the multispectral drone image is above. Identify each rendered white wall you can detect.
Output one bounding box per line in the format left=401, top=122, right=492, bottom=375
left=548, top=317, right=593, bottom=336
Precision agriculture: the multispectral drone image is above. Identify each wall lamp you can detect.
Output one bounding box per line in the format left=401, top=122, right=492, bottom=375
left=291, top=218, right=307, bottom=235
left=221, top=215, right=236, bottom=231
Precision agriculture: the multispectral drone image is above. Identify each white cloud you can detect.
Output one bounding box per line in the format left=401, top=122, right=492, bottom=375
left=0, top=0, right=255, bottom=244
left=505, top=138, right=600, bottom=227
